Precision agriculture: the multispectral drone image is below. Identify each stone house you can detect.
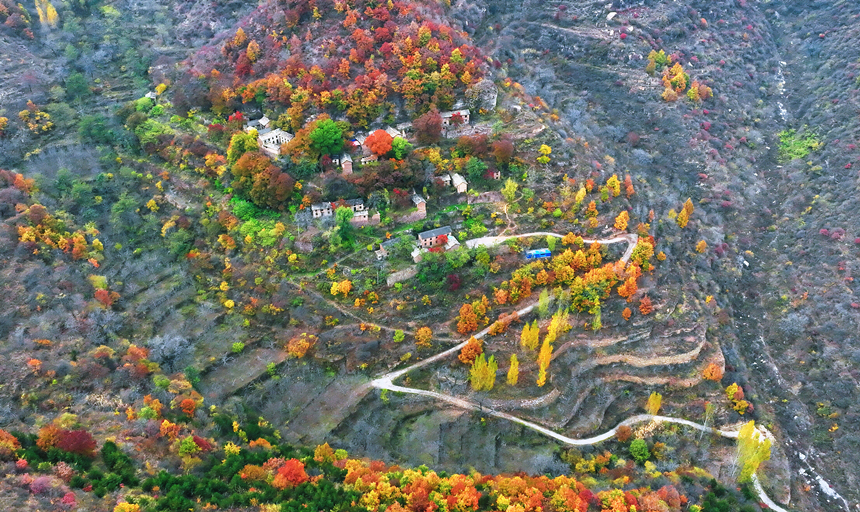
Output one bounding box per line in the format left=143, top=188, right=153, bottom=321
left=412, top=193, right=427, bottom=218
left=441, top=109, right=471, bottom=128
left=376, top=236, right=405, bottom=260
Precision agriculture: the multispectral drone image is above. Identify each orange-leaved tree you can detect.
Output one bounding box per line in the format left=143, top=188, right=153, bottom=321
left=457, top=303, right=478, bottom=334
left=458, top=336, right=483, bottom=365
left=702, top=362, right=724, bottom=382
left=365, top=129, right=393, bottom=156
left=639, top=296, right=653, bottom=315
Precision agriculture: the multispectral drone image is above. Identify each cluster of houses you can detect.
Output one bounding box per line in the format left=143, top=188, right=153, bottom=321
left=376, top=225, right=459, bottom=263
left=242, top=108, right=472, bottom=163
left=239, top=108, right=497, bottom=266
left=308, top=190, right=428, bottom=226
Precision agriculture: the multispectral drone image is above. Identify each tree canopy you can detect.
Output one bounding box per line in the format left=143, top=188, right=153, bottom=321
left=308, top=119, right=344, bottom=157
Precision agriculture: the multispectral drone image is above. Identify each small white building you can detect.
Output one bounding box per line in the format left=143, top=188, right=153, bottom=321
left=450, top=173, right=468, bottom=194
left=376, top=236, right=405, bottom=260
left=385, top=126, right=404, bottom=139
left=257, top=128, right=293, bottom=158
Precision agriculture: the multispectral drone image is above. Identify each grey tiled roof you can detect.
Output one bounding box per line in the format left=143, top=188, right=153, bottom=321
left=418, top=226, right=452, bottom=239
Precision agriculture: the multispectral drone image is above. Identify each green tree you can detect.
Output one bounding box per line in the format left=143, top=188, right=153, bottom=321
left=465, top=157, right=488, bottom=181
left=134, top=119, right=172, bottom=147
left=330, top=206, right=355, bottom=253
left=308, top=118, right=344, bottom=157
left=546, top=236, right=556, bottom=251
left=178, top=436, right=201, bottom=456
left=65, top=72, right=90, bottom=101
left=538, top=289, right=551, bottom=318
left=391, top=136, right=413, bottom=159
left=445, top=246, right=470, bottom=269
left=629, top=439, right=650, bottom=464
left=227, top=131, right=259, bottom=164
left=501, top=178, right=518, bottom=204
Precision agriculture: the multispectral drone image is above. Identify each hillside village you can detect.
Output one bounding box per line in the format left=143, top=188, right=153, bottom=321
left=1, top=0, right=859, bottom=511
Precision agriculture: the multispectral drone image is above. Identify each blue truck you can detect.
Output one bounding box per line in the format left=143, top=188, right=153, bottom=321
left=524, top=248, right=552, bottom=260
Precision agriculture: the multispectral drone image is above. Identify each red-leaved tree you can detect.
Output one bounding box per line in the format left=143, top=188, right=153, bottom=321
left=272, top=459, right=309, bottom=489
left=57, top=429, right=97, bottom=458
left=413, top=110, right=442, bottom=144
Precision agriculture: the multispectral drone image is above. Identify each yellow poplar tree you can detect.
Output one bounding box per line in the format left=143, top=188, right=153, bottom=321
left=520, top=320, right=540, bottom=351
left=574, top=186, right=587, bottom=208
left=646, top=391, right=662, bottom=415
left=536, top=337, right=553, bottom=387
left=736, top=421, right=772, bottom=482
left=507, top=355, right=519, bottom=385
left=470, top=354, right=497, bottom=391
left=614, top=211, right=629, bottom=231
left=545, top=308, right=570, bottom=345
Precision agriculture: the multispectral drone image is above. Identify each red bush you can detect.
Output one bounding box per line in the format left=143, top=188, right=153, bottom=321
left=57, top=429, right=97, bottom=458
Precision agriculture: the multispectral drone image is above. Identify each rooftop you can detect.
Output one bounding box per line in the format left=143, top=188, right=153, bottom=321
left=380, top=236, right=404, bottom=249
left=418, top=226, right=452, bottom=239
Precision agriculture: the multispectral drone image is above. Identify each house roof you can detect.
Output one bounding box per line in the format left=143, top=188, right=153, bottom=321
left=451, top=173, right=467, bottom=187
left=441, top=109, right=470, bottom=118
left=312, top=199, right=363, bottom=210
left=341, top=153, right=352, bottom=162
left=380, top=236, right=403, bottom=249
left=260, top=128, right=292, bottom=141
left=418, top=226, right=452, bottom=240
left=412, top=194, right=426, bottom=205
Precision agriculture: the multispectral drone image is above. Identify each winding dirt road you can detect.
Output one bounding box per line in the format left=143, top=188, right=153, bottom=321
left=369, top=231, right=788, bottom=512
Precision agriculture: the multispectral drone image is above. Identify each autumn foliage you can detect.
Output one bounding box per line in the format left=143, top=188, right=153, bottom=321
left=272, top=459, right=309, bottom=489
left=0, top=430, right=21, bottom=460
left=702, top=363, right=724, bottom=382
left=639, top=296, right=653, bottom=315
left=365, top=129, right=393, bottom=156
left=458, top=336, right=483, bottom=365
left=457, top=303, right=478, bottom=334
left=415, top=327, right=432, bottom=347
